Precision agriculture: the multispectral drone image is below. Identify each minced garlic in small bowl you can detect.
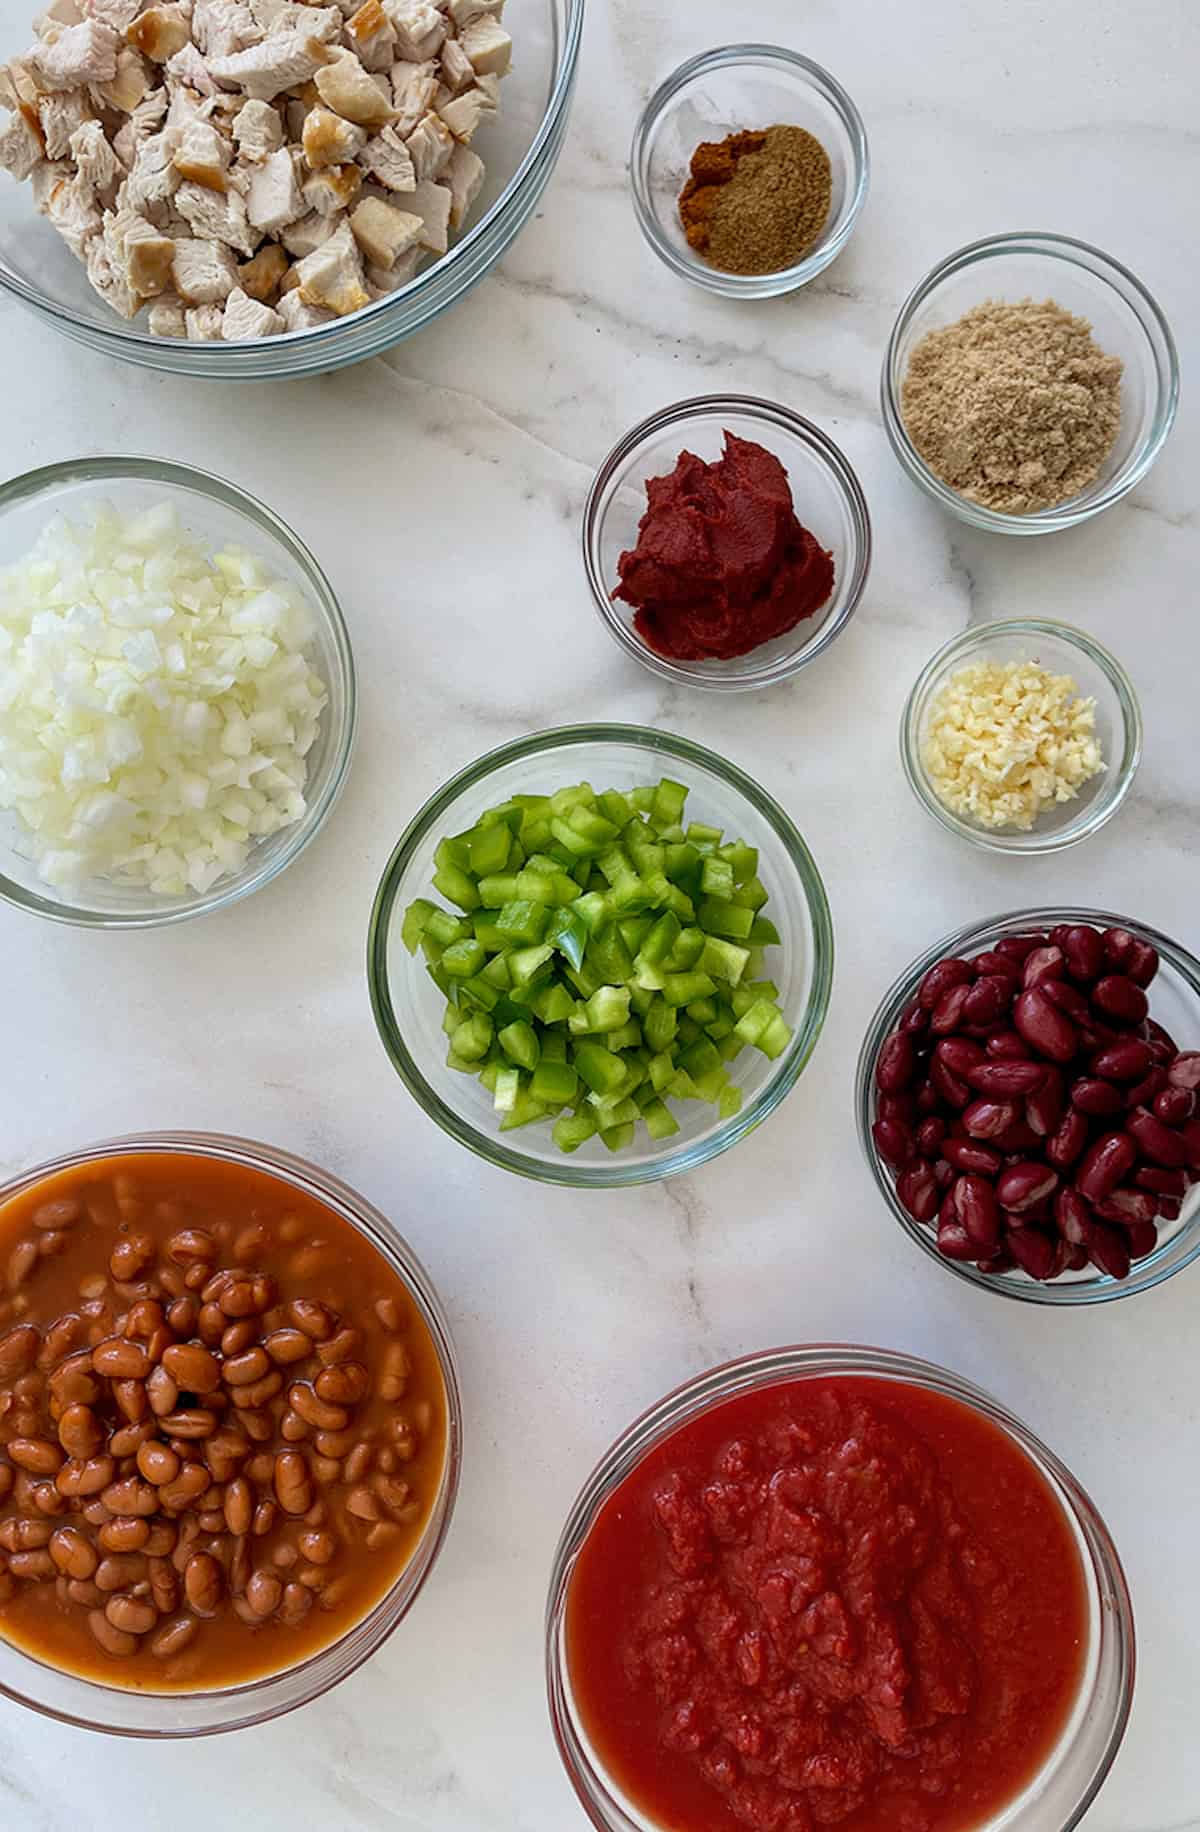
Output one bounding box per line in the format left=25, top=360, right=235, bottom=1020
left=901, top=620, right=1142, bottom=855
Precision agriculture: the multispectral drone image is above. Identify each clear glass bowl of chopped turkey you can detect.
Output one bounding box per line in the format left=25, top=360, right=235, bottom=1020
left=0, top=0, right=584, bottom=376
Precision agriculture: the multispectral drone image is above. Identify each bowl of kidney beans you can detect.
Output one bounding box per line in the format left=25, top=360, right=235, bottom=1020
left=858, top=909, right=1200, bottom=1302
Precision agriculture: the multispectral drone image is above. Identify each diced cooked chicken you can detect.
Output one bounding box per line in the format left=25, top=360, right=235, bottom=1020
left=172, top=116, right=232, bottom=187
left=172, top=229, right=238, bottom=298
left=437, top=84, right=488, bottom=142
left=475, top=70, right=500, bottom=106
left=147, top=290, right=186, bottom=332
left=458, top=14, right=509, bottom=77
left=0, top=58, right=39, bottom=113
left=221, top=281, right=282, bottom=334
left=191, top=0, right=262, bottom=58
left=121, top=126, right=181, bottom=213
left=438, top=34, right=472, bottom=95
left=246, top=141, right=303, bottom=229
left=84, top=0, right=144, bottom=33
left=312, top=45, right=392, bottom=125
left=45, top=165, right=101, bottom=251
left=279, top=203, right=335, bottom=254
left=355, top=121, right=412, bottom=190
left=389, top=55, right=434, bottom=134
left=406, top=173, right=447, bottom=251
left=403, top=105, right=450, bottom=179
left=36, top=0, right=84, bottom=30
left=231, top=94, right=282, bottom=160
left=344, top=0, right=392, bottom=71
left=348, top=190, right=416, bottom=266
left=301, top=104, right=363, bottom=165
left=70, top=115, right=124, bottom=191
left=444, top=138, right=480, bottom=228
left=259, top=5, right=342, bottom=42
left=174, top=173, right=256, bottom=250
left=90, top=45, right=150, bottom=111
left=111, top=82, right=167, bottom=162
left=446, top=0, right=503, bottom=24
left=30, top=19, right=119, bottom=89
left=165, top=40, right=218, bottom=92
left=238, top=236, right=287, bottom=297
left=184, top=299, right=224, bottom=335
left=85, top=228, right=138, bottom=312
left=36, top=85, right=92, bottom=159
left=302, top=159, right=358, bottom=215
left=105, top=201, right=175, bottom=294
left=30, top=156, right=70, bottom=212
left=127, top=6, right=192, bottom=62
left=276, top=284, right=332, bottom=328
left=293, top=212, right=365, bottom=311
left=386, top=0, right=443, bottom=62
left=208, top=30, right=330, bottom=99
left=365, top=241, right=416, bottom=291
left=0, top=106, right=46, bottom=180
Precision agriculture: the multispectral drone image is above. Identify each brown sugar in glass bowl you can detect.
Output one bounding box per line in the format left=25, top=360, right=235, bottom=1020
left=0, top=1133, right=461, bottom=1735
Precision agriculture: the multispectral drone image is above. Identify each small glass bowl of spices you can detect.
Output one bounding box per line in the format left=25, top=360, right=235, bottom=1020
left=631, top=46, right=869, bottom=298
left=902, top=619, right=1142, bottom=854
left=882, top=233, right=1178, bottom=534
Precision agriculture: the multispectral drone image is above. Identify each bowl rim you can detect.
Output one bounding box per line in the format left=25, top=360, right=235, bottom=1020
left=880, top=230, right=1180, bottom=535
left=629, top=43, right=870, bottom=298
left=582, top=395, right=873, bottom=692
left=855, top=906, right=1200, bottom=1305
left=0, top=1130, right=463, bottom=1736
left=900, top=617, right=1143, bottom=854
left=0, top=0, right=587, bottom=369
left=367, top=722, right=835, bottom=1186
left=545, top=1342, right=1136, bottom=1832
left=0, top=454, right=357, bottom=929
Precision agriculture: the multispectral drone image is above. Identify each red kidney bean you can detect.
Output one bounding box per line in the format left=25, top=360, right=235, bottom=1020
left=1077, top=1016, right=1121, bottom=1053
left=986, top=1030, right=1030, bottom=1060
left=1063, top=925, right=1105, bottom=984
left=997, top=1162, right=1059, bottom=1213
left=961, top=977, right=1012, bottom=1028
left=963, top=1099, right=1018, bottom=1140
left=1124, top=941, right=1159, bottom=988
left=1077, top=1132, right=1138, bottom=1203
left=930, top=984, right=972, bottom=1035
left=1049, top=924, right=1074, bottom=949
left=1135, top=1166, right=1188, bottom=1197
left=1094, top=1188, right=1157, bottom=1226
left=936, top=1216, right=978, bottom=1260
left=878, top=1092, right=918, bottom=1124
left=1007, top=1227, right=1057, bottom=1281
left=1155, top=1086, right=1196, bottom=1126
left=949, top=1174, right=1000, bottom=1250
left=919, top=957, right=975, bottom=1010
left=1126, top=1221, right=1159, bottom=1259
left=1055, top=1186, right=1095, bottom=1247
left=972, top=951, right=1022, bottom=981
left=1026, top=1068, right=1064, bottom=1138
left=899, top=1001, right=930, bottom=1037
left=995, top=1118, right=1043, bottom=1154
left=1092, top=975, right=1149, bottom=1025
left=1062, top=1243, right=1090, bottom=1273
left=1127, top=1107, right=1189, bottom=1169
left=1089, top=1039, right=1153, bottom=1084
left=1167, top=1053, right=1200, bottom=1092
left=964, top=1060, right=1047, bottom=1097
left=875, top=1033, right=917, bottom=1093
left=996, top=934, right=1045, bottom=962
left=1046, top=1108, right=1089, bottom=1171
left=915, top=1082, right=940, bottom=1116
left=1022, top=946, right=1066, bottom=989
left=1071, top=1077, right=1125, bottom=1118
left=872, top=1119, right=915, bottom=1172
left=930, top=1056, right=971, bottom=1109
left=1142, top=1016, right=1178, bottom=1061
left=1102, top=927, right=1137, bottom=971
left=1157, top=1198, right=1182, bottom=1223
left=916, top=1118, right=947, bottom=1159
left=1013, top=988, right=1078, bottom=1063
left=897, top=1164, right=939, bottom=1224
left=976, top=1249, right=1018, bottom=1276
left=932, top=1157, right=956, bottom=1191
left=1042, top=979, right=1091, bottom=1024
left=943, top=1138, right=1003, bottom=1176
left=935, top=1037, right=986, bottom=1078
left=1089, top=1221, right=1131, bottom=1281
left=1125, top=1068, right=1167, bottom=1111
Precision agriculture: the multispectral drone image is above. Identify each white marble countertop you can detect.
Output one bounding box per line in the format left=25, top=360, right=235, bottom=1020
left=1, top=0, right=1198, bottom=1825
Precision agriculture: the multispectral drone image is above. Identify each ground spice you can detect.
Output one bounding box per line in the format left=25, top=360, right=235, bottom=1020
left=679, top=124, right=832, bottom=276
left=901, top=299, right=1124, bottom=513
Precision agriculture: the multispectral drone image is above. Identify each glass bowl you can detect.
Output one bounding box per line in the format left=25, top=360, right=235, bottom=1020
left=630, top=45, right=868, bottom=299
left=546, top=1343, right=1135, bottom=1832
left=0, top=0, right=584, bottom=378
left=881, top=232, right=1179, bottom=534
left=857, top=907, right=1200, bottom=1306
left=0, top=1130, right=462, bottom=1736
left=583, top=398, right=872, bottom=693
left=0, top=457, right=356, bottom=928
left=901, top=619, right=1142, bottom=854
left=368, top=725, right=834, bottom=1185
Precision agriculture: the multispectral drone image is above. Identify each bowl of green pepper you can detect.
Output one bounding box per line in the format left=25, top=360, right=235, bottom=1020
left=368, top=725, right=834, bottom=1186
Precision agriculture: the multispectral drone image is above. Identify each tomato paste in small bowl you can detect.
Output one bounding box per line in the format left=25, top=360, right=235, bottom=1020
left=547, top=1346, right=1133, bottom=1832
left=584, top=397, right=871, bottom=693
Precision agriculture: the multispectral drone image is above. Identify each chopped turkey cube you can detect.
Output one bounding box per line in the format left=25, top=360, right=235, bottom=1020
left=348, top=191, right=418, bottom=265
left=184, top=299, right=225, bottom=336
left=127, top=5, right=192, bottom=62
left=301, top=158, right=359, bottom=214
left=175, top=174, right=257, bottom=251
left=221, top=281, right=283, bottom=334
left=238, top=237, right=287, bottom=297
left=172, top=117, right=232, bottom=188
left=294, top=212, right=366, bottom=311
left=246, top=141, right=304, bottom=230
left=445, top=138, right=481, bottom=227
left=70, top=115, right=124, bottom=191
left=313, top=45, right=393, bottom=125
left=407, top=173, right=448, bottom=251
left=172, top=230, right=239, bottom=299
left=458, top=14, right=509, bottom=77
left=404, top=105, right=451, bottom=179
left=30, top=19, right=119, bottom=89
left=147, top=290, right=186, bottom=333
left=302, top=102, right=366, bottom=164
left=208, top=30, right=330, bottom=99
left=0, top=106, right=46, bottom=180
left=231, top=95, right=283, bottom=161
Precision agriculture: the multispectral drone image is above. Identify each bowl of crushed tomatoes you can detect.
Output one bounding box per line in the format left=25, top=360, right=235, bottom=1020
left=583, top=396, right=871, bottom=693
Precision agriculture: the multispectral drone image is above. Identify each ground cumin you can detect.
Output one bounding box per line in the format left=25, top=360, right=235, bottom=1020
left=901, top=299, right=1124, bottom=513
left=679, top=124, right=832, bottom=276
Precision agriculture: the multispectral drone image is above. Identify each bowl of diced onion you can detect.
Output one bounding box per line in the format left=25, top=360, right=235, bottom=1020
left=0, top=456, right=355, bottom=926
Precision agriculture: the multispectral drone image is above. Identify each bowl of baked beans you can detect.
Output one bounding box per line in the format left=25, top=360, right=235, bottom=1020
left=0, top=1133, right=461, bottom=1735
